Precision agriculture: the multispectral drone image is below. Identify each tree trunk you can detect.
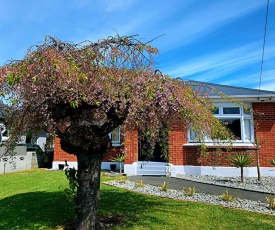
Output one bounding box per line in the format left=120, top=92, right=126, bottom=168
left=76, top=151, right=102, bottom=230
left=240, top=167, right=244, bottom=183
left=256, top=147, right=261, bottom=182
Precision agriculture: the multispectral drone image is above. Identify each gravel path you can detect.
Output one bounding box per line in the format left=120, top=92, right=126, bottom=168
left=104, top=175, right=275, bottom=215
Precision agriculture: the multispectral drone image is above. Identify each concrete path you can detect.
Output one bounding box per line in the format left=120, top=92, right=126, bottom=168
left=128, top=176, right=272, bottom=203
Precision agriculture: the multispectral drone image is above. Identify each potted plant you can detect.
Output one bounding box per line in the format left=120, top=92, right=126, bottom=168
left=111, top=153, right=126, bottom=174
left=110, top=164, right=116, bottom=171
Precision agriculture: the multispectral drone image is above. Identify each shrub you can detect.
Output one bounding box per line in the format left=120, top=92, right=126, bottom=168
left=160, top=182, right=169, bottom=191
left=268, top=158, right=275, bottom=166
left=64, top=167, right=78, bottom=202
left=184, top=187, right=196, bottom=196
left=118, top=175, right=128, bottom=183
left=221, top=190, right=234, bottom=202
left=111, top=153, right=126, bottom=174
left=135, top=180, right=144, bottom=188
left=229, top=152, right=254, bottom=183
left=266, top=195, right=275, bottom=210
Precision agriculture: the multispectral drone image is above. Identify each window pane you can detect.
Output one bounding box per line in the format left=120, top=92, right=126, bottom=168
left=212, top=107, right=219, bottom=114
left=220, top=118, right=241, bottom=140
left=189, top=130, right=198, bottom=141
left=223, top=107, right=240, bottom=114
left=111, top=127, right=120, bottom=143
left=244, top=119, right=251, bottom=141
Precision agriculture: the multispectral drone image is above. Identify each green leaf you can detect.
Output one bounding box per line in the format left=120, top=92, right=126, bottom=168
left=32, top=76, right=38, bottom=83
left=70, top=100, right=78, bottom=108
left=7, top=73, right=20, bottom=86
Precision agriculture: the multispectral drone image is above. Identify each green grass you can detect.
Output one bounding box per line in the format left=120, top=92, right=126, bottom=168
left=0, top=169, right=75, bottom=230
left=1, top=169, right=275, bottom=229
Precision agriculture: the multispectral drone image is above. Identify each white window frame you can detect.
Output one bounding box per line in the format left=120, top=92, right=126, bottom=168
left=188, top=104, right=254, bottom=144
left=109, top=127, right=121, bottom=146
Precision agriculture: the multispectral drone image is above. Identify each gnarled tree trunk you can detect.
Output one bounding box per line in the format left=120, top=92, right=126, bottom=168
left=58, top=120, right=112, bottom=229
left=76, top=151, right=102, bottom=230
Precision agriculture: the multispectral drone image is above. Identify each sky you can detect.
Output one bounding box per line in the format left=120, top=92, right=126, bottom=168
left=0, top=0, right=274, bottom=90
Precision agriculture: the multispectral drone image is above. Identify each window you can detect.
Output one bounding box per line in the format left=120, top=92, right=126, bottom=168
left=189, top=105, right=253, bottom=143
left=109, top=127, right=120, bottom=146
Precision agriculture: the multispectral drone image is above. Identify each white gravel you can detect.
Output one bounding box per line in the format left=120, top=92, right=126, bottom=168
left=105, top=175, right=275, bottom=215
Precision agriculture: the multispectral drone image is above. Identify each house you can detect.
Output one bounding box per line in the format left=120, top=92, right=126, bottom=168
left=53, top=80, right=275, bottom=177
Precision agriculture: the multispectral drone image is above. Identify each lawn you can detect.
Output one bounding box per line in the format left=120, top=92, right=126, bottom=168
left=0, top=169, right=275, bottom=230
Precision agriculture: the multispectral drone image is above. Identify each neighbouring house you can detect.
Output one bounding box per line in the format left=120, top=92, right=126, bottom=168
left=52, top=80, right=275, bottom=177
left=0, top=102, right=50, bottom=174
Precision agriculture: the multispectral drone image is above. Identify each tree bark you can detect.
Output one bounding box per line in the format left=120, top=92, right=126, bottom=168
left=256, top=147, right=261, bottom=182
left=75, top=151, right=102, bottom=230
left=241, top=167, right=244, bottom=183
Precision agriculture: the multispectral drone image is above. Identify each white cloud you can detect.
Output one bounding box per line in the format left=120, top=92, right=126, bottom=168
left=164, top=40, right=275, bottom=90
left=104, top=0, right=138, bottom=12
left=166, top=41, right=263, bottom=76
left=157, top=0, right=269, bottom=50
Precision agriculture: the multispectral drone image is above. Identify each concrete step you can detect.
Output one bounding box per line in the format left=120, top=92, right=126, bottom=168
left=136, top=161, right=167, bottom=176
left=136, top=170, right=166, bottom=176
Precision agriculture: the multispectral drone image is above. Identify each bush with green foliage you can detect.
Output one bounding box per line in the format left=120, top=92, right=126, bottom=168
left=135, top=180, right=144, bottom=188
left=160, top=182, right=169, bottom=192
left=268, top=158, right=275, bottom=166
left=229, top=152, right=254, bottom=183
left=111, top=153, right=126, bottom=174
left=184, top=187, right=196, bottom=196
left=64, top=168, right=78, bottom=202
left=118, top=175, right=128, bottom=183
left=221, top=190, right=234, bottom=202
left=266, top=195, right=275, bottom=210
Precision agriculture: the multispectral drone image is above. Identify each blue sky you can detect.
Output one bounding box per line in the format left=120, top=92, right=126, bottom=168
left=0, top=0, right=274, bottom=90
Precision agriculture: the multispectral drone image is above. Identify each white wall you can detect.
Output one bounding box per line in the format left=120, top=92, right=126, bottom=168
left=52, top=161, right=124, bottom=171
left=167, top=164, right=275, bottom=177
left=0, top=146, right=41, bottom=174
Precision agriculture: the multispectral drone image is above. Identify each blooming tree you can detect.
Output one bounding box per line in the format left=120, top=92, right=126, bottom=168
left=0, top=35, right=229, bottom=229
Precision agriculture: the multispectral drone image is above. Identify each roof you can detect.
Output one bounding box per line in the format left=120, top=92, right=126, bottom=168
left=185, top=80, right=275, bottom=101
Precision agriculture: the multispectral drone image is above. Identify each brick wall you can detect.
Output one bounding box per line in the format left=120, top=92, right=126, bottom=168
left=54, top=128, right=138, bottom=164
left=124, top=129, right=138, bottom=164
left=168, top=102, right=275, bottom=167
left=54, top=102, right=275, bottom=168
left=53, top=137, right=124, bottom=162
left=253, top=102, right=275, bottom=167
left=182, top=146, right=256, bottom=166
left=53, top=138, right=77, bottom=162
left=168, top=122, right=187, bottom=165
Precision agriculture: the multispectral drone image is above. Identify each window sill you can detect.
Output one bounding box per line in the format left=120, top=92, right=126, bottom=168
left=112, top=143, right=121, bottom=147
left=184, top=142, right=256, bottom=149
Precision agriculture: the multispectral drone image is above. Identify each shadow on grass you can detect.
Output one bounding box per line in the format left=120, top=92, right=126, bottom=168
left=2, top=182, right=275, bottom=230
left=100, top=184, right=171, bottom=229
left=0, top=185, right=170, bottom=229
left=0, top=191, right=75, bottom=230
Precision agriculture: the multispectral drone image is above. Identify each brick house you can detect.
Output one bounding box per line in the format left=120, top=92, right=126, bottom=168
left=53, top=81, right=275, bottom=177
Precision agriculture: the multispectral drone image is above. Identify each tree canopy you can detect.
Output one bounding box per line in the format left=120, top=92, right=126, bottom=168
left=0, top=35, right=228, bottom=154
left=0, top=34, right=230, bottom=229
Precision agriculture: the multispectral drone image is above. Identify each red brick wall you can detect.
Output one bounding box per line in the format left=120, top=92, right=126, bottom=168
left=168, top=122, right=188, bottom=165
left=182, top=146, right=256, bottom=166
left=253, top=102, right=275, bottom=167
left=53, top=137, right=124, bottom=162
left=168, top=102, right=275, bottom=167
left=54, top=102, right=275, bottom=167
left=124, top=129, right=138, bottom=164
left=53, top=138, right=77, bottom=162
